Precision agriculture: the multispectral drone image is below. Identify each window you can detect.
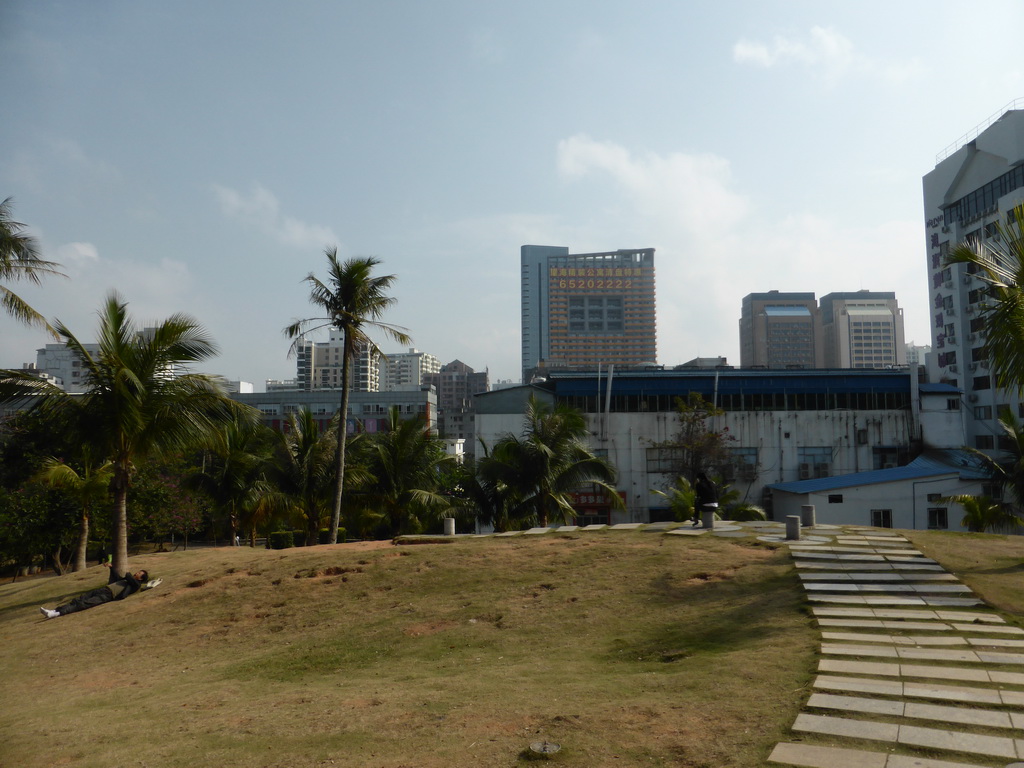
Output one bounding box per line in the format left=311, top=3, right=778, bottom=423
left=974, top=405, right=992, bottom=420
left=646, top=447, right=683, bottom=474
left=828, top=494, right=843, bottom=504
left=927, top=508, right=948, bottom=530
left=976, top=435, right=995, bottom=449
left=870, top=509, right=893, bottom=528
left=974, top=376, right=991, bottom=391
left=947, top=399, right=960, bottom=411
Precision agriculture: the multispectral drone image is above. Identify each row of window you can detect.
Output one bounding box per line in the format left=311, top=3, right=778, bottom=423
left=943, top=167, right=1024, bottom=226
left=561, top=390, right=911, bottom=413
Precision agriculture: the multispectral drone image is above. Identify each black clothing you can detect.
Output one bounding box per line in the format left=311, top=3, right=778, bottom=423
left=693, top=475, right=719, bottom=524
left=56, top=572, right=144, bottom=616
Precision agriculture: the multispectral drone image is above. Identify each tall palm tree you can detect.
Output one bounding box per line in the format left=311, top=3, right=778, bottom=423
left=0, top=196, right=65, bottom=334
left=946, top=202, right=1024, bottom=392
left=39, top=293, right=250, bottom=576
left=33, top=450, right=113, bottom=572
left=284, top=248, right=411, bottom=544
left=262, top=408, right=337, bottom=546
left=483, top=395, right=623, bottom=528
left=352, top=407, right=454, bottom=537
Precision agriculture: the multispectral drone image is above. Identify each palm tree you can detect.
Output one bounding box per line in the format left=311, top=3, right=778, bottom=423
left=0, top=196, right=65, bottom=334
left=946, top=202, right=1024, bottom=392
left=189, top=413, right=274, bottom=546
left=482, top=395, right=623, bottom=528
left=943, top=494, right=1021, bottom=533
left=39, top=293, right=250, bottom=576
left=262, top=408, right=337, bottom=546
left=284, top=249, right=411, bottom=545
left=652, top=475, right=696, bottom=523
left=352, top=407, right=454, bottom=537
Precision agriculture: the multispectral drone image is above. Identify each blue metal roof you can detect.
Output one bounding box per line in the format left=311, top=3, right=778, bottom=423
left=769, top=450, right=989, bottom=494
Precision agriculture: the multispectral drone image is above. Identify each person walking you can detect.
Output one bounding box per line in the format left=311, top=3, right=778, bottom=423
left=39, top=569, right=161, bottom=619
left=692, top=472, right=719, bottom=527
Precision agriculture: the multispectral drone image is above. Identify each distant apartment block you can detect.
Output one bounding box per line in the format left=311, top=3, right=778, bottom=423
left=739, top=290, right=906, bottom=369
left=423, top=359, right=490, bottom=453
left=521, top=245, right=656, bottom=380
left=923, top=102, right=1024, bottom=451
left=296, top=328, right=379, bottom=392
left=379, top=348, right=440, bottom=392
left=739, top=292, right=822, bottom=368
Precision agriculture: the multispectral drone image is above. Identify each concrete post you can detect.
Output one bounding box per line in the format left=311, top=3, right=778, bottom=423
left=801, top=504, right=816, bottom=528
left=786, top=515, right=801, bottom=541
left=701, top=509, right=716, bottom=529
left=443, top=517, right=455, bottom=536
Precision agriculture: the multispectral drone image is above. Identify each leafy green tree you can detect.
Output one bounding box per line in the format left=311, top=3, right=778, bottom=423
left=0, top=196, right=64, bottom=334
left=285, top=249, right=411, bottom=545
left=946, top=202, right=1024, bottom=392
left=350, top=407, right=454, bottom=537
left=34, top=293, right=251, bottom=576
left=656, top=393, right=736, bottom=484
left=130, top=461, right=209, bottom=549
left=943, top=494, right=1021, bottom=533
left=189, top=414, right=275, bottom=545
left=480, top=395, right=622, bottom=528
left=32, top=450, right=113, bottom=571
left=262, top=408, right=337, bottom=546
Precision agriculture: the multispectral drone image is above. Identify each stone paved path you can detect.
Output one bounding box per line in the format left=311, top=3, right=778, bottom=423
left=766, top=528, right=1024, bottom=768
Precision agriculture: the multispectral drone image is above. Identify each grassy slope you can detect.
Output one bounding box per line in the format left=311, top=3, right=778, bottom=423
left=0, top=533, right=814, bottom=768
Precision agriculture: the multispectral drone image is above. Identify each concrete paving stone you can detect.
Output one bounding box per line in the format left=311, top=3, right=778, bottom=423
left=989, top=670, right=1024, bottom=685
left=823, top=632, right=972, bottom=646
left=975, top=651, right=1024, bottom=665
left=953, top=623, right=1024, bottom=635
left=885, top=556, right=937, bottom=563
left=798, top=563, right=898, bottom=571
left=802, top=573, right=855, bottom=581
left=819, top=659, right=903, bottom=676
left=872, top=609, right=947, bottom=620
left=910, top=584, right=973, bottom=594
left=666, top=528, right=708, bottom=536
left=819, top=618, right=890, bottom=628
left=921, top=598, right=983, bottom=607
left=822, top=631, right=899, bottom=643
left=861, top=597, right=931, bottom=606
left=903, top=681, right=1003, bottom=705
left=793, top=713, right=899, bottom=742
left=898, top=664, right=991, bottom=683
left=818, top=619, right=954, bottom=631
left=1011, top=713, right=1024, bottom=729
left=524, top=527, right=555, bottom=534
left=807, top=692, right=905, bottom=716
left=822, top=643, right=901, bottom=658
left=767, top=742, right=887, bottom=768
left=814, top=674, right=904, bottom=696
left=712, top=531, right=750, bottom=537
left=554, top=525, right=580, bottom=532
left=903, top=701, right=1013, bottom=729
left=886, top=756, right=1008, bottom=768
left=967, top=637, right=1024, bottom=648
left=856, top=584, right=919, bottom=593
left=580, top=524, right=608, bottom=530
left=492, top=531, right=522, bottom=537
left=838, top=554, right=890, bottom=561
left=897, top=724, right=1018, bottom=760
left=608, top=523, right=644, bottom=529
left=812, top=596, right=931, bottom=606
left=889, top=564, right=947, bottom=571
left=896, top=648, right=981, bottom=663
left=806, top=583, right=864, bottom=592
left=933, top=611, right=1004, bottom=623
left=1001, top=691, right=1024, bottom=706
left=897, top=574, right=961, bottom=581
left=794, top=716, right=901, bottom=745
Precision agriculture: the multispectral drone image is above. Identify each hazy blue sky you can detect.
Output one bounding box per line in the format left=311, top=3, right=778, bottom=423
left=3, top=1, right=1023, bottom=388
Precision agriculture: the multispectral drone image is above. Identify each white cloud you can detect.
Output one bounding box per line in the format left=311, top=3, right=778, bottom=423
left=212, top=183, right=339, bottom=250
left=733, top=26, right=923, bottom=85
left=54, top=242, right=99, bottom=268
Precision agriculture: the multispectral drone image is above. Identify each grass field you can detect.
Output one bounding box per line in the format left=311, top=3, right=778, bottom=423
left=0, top=532, right=816, bottom=768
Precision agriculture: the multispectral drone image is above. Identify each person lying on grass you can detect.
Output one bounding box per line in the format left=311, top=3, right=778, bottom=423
left=38, top=568, right=162, bottom=619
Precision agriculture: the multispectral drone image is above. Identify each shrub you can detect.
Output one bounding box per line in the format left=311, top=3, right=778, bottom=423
left=269, top=530, right=294, bottom=550
left=292, top=530, right=305, bottom=546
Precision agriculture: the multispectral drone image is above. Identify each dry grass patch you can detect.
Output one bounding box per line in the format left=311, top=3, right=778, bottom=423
left=0, top=534, right=815, bottom=767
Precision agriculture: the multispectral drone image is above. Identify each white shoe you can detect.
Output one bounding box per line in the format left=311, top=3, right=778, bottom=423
left=39, top=607, right=59, bottom=619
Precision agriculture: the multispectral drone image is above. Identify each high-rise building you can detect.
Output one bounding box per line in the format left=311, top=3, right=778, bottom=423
left=296, top=329, right=379, bottom=392
left=423, top=359, right=490, bottom=452
left=819, top=291, right=907, bottom=369
left=521, top=246, right=656, bottom=381
left=923, top=103, right=1024, bottom=450
left=379, top=348, right=440, bottom=392
left=739, top=291, right=822, bottom=368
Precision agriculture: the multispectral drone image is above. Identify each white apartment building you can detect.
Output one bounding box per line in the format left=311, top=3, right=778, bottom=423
left=819, top=291, right=907, bottom=369
left=923, top=102, right=1024, bottom=451
left=296, top=328, right=380, bottom=392
left=32, top=343, right=101, bottom=392
left=379, top=348, right=440, bottom=392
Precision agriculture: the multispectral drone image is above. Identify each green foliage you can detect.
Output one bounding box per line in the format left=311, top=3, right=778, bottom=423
left=652, top=476, right=696, bottom=523
left=942, top=494, right=1022, bottom=533
left=0, top=196, right=65, bottom=334
left=477, top=395, right=622, bottom=529
left=654, top=393, right=736, bottom=484
left=268, top=530, right=294, bottom=549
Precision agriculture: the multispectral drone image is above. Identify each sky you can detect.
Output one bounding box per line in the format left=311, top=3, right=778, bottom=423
left=2, top=1, right=1023, bottom=390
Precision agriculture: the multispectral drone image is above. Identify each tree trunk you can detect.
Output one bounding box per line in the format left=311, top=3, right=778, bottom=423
left=328, top=334, right=352, bottom=545
left=110, top=464, right=130, bottom=579
left=73, top=509, right=89, bottom=572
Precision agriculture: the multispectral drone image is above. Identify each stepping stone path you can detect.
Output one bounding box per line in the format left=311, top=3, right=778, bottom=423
left=769, top=529, right=1024, bottom=768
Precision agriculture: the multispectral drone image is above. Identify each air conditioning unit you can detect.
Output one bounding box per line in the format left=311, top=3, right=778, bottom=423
left=969, top=333, right=977, bottom=341
left=944, top=281, right=954, bottom=288
left=945, top=308, right=956, bottom=316
left=966, top=306, right=975, bottom=313
left=964, top=275, right=973, bottom=284
left=968, top=363, right=978, bottom=372
left=815, top=463, right=831, bottom=477
left=948, top=336, right=956, bottom=345
left=942, top=225, right=950, bottom=233
left=981, top=360, right=990, bottom=369
left=798, top=463, right=812, bottom=480
left=968, top=394, right=979, bottom=403
left=949, top=365, right=959, bottom=372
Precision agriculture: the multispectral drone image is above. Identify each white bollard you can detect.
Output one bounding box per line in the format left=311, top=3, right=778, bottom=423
left=801, top=504, right=816, bottom=528
left=443, top=517, right=456, bottom=536
left=701, top=509, right=716, bottom=530
left=786, top=515, right=802, bottom=540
